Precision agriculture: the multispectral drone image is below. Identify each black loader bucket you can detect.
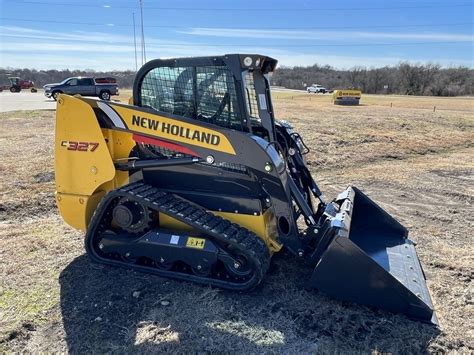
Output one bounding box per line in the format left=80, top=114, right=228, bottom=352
left=309, top=187, right=437, bottom=324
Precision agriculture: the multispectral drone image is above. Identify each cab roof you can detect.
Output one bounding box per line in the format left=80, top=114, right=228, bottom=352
left=139, top=54, right=278, bottom=74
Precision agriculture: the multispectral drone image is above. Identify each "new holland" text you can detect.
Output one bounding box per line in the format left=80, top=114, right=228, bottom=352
left=132, top=115, right=221, bottom=146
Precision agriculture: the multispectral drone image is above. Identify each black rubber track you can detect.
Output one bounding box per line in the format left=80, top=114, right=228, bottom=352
left=85, top=182, right=271, bottom=291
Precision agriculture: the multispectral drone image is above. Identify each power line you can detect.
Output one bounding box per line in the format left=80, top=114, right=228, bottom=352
left=1, top=17, right=473, bottom=30
left=141, top=4, right=474, bottom=11
left=145, top=40, right=473, bottom=48
left=6, top=1, right=474, bottom=11
left=1, top=32, right=470, bottom=48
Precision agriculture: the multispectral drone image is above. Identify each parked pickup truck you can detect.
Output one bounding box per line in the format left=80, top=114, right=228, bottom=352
left=43, top=77, right=118, bottom=101
left=306, top=84, right=327, bottom=94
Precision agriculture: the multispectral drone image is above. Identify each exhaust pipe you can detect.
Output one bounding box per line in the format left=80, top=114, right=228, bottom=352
left=308, top=187, right=437, bottom=324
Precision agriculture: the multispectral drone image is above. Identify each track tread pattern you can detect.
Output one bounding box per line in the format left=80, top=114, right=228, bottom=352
left=85, top=182, right=271, bottom=291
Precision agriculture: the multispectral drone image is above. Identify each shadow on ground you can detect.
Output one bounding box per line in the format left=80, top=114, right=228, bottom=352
left=60, top=254, right=439, bottom=353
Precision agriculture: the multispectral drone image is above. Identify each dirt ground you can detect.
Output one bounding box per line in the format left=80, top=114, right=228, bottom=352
left=0, top=93, right=473, bottom=353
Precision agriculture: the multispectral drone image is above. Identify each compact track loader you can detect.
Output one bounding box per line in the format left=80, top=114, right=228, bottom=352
left=55, top=54, right=436, bottom=323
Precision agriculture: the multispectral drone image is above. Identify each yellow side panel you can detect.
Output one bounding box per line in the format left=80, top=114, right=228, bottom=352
left=55, top=95, right=115, bottom=196
left=110, top=104, right=236, bottom=155
left=101, top=128, right=137, bottom=190
left=217, top=210, right=281, bottom=252
left=56, top=191, right=105, bottom=231
left=55, top=95, right=116, bottom=230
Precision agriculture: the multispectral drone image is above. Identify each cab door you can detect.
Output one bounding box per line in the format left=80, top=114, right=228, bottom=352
left=62, top=78, right=78, bottom=94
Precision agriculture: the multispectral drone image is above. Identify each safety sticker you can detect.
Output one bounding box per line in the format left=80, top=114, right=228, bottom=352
left=258, top=94, right=267, bottom=110
left=186, top=237, right=206, bottom=249
left=170, top=235, right=180, bottom=245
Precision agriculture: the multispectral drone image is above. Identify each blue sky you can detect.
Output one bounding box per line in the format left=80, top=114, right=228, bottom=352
left=0, top=0, right=473, bottom=70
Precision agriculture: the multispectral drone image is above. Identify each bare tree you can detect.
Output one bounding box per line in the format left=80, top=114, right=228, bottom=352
left=348, top=66, right=365, bottom=89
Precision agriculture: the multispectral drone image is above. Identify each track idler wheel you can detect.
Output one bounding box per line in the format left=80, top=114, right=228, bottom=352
left=224, top=250, right=252, bottom=278
left=192, top=265, right=212, bottom=277
left=154, top=257, right=174, bottom=271
left=120, top=253, right=138, bottom=264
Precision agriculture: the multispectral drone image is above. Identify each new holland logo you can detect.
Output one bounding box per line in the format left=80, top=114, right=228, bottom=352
left=131, top=115, right=221, bottom=146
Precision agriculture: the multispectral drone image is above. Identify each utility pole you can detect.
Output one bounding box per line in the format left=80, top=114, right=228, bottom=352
left=133, top=12, right=138, bottom=71
left=139, top=0, right=146, bottom=65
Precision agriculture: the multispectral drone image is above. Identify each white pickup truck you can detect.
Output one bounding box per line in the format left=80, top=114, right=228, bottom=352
left=306, top=84, right=327, bottom=94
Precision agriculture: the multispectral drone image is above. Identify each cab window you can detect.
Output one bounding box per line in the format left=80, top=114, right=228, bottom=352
left=195, top=66, right=241, bottom=130
left=140, top=66, right=242, bottom=130
left=243, top=71, right=260, bottom=120
left=79, top=78, right=94, bottom=85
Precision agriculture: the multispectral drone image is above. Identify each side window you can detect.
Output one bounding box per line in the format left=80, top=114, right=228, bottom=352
left=196, top=66, right=241, bottom=130
left=140, top=67, right=194, bottom=118
left=68, top=79, right=78, bottom=86
left=140, top=65, right=242, bottom=130
left=243, top=71, right=260, bottom=120
left=81, top=78, right=94, bottom=85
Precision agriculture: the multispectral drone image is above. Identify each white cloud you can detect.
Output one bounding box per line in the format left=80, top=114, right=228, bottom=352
left=1, top=25, right=145, bottom=44
left=268, top=52, right=474, bottom=68
left=179, top=28, right=474, bottom=42
left=0, top=26, right=472, bottom=70
left=3, top=42, right=135, bottom=53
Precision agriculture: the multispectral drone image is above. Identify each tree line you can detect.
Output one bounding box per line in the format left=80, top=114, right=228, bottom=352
left=271, top=62, right=474, bottom=96
left=1, top=62, right=473, bottom=96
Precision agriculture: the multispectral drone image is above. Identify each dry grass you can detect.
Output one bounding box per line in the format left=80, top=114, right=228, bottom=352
left=272, top=91, right=474, bottom=111
left=0, top=94, right=473, bottom=353
left=115, top=89, right=133, bottom=103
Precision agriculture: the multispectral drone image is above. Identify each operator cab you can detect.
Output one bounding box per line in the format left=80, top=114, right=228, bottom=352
left=133, top=54, right=278, bottom=141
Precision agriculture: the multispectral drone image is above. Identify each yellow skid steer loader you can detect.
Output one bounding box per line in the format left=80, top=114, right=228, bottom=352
left=55, top=54, right=436, bottom=324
